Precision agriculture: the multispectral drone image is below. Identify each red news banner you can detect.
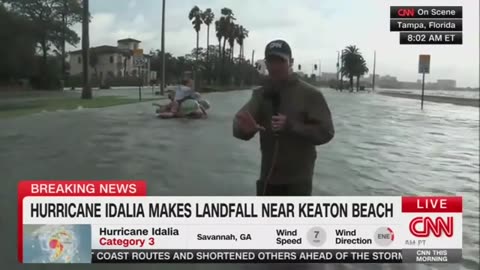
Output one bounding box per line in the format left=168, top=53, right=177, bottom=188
left=18, top=181, right=462, bottom=264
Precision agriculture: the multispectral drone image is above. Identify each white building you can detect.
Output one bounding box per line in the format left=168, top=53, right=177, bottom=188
left=69, top=38, right=157, bottom=85
left=319, top=72, right=338, bottom=81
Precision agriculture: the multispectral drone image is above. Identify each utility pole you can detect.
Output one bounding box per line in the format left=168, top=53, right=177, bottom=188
left=372, top=50, right=376, bottom=92
left=336, top=51, right=340, bottom=90
left=421, top=71, right=425, bottom=110
left=81, top=0, right=91, bottom=99
left=61, top=0, right=67, bottom=88
left=319, top=60, right=321, bottom=79
left=251, top=50, right=255, bottom=66
left=160, top=0, right=166, bottom=96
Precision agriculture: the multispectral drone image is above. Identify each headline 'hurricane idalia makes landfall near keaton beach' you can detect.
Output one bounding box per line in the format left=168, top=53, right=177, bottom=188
left=28, top=201, right=395, bottom=219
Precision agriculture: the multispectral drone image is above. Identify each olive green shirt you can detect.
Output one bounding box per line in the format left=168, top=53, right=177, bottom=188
left=233, top=76, right=335, bottom=185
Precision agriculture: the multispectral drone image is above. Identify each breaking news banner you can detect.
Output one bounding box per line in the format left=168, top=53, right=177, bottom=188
left=18, top=181, right=463, bottom=264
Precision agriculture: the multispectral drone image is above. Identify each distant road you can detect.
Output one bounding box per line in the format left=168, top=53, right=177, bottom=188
left=377, top=91, right=479, bottom=107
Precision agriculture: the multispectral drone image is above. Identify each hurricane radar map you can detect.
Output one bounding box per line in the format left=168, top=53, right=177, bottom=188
left=23, top=224, right=91, bottom=263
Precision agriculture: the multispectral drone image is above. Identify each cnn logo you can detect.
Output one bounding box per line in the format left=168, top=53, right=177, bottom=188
left=397, top=8, right=416, bottom=17
left=409, top=217, right=454, bottom=237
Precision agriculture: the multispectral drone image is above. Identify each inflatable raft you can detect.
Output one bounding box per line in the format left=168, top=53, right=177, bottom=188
left=153, top=99, right=210, bottom=119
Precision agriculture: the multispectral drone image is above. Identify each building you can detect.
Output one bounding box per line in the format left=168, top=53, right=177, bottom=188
left=377, top=75, right=400, bottom=88
left=436, top=79, right=456, bottom=90
left=319, top=72, right=337, bottom=82
left=69, top=38, right=156, bottom=85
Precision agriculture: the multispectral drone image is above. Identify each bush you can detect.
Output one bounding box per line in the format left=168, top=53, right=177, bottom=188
left=30, top=57, right=63, bottom=90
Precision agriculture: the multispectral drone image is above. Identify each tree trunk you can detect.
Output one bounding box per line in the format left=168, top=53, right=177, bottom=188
left=195, top=31, right=199, bottom=62
left=206, top=25, right=210, bottom=64
left=340, top=74, right=344, bottom=91
left=349, top=76, right=353, bottom=92
left=222, top=38, right=227, bottom=63
left=81, top=0, right=92, bottom=99
left=218, top=39, right=222, bottom=59
left=41, top=39, right=48, bottom=68
left=217, top=39, right=221, bottom=84
left=40, top=38, right=48, bottom=89
left=356, top=76, right=360, bottom=91
left=206, top=25, right=210, bottom=84
left=195, top=31, right=199, bottom=89
left=61, top=0, right=67, bottom=81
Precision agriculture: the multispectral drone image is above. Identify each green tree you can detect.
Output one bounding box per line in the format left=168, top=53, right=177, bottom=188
left=201, top=8, right=214, bottom=83
left=0, top=5, right=37, bottom=82
left=201, top=8, right=215, bottom=63
left=353, top=56, right=369, bottom=91
left=215, top=17, right=226, bottom=61
left=4, top=0, right=82, bottom=73
left=188, top=6, right=203, bottom=62
left=59, top=0, right=83, bottom=79
left=219, top=8, right=235, bottom=62
left=227, top=23, right=239, bottom=62
left=236, top=25, right=248, bottom=60
left=341, top=45, right=360, bottom=91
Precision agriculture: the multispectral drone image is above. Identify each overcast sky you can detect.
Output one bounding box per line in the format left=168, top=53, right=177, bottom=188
left=68, top=0, right=479, bottom=87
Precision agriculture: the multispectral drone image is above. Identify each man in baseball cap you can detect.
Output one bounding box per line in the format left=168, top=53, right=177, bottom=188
left=264, top=40, right=293, bottom=82
left=233, top=39, right=335, bottom=196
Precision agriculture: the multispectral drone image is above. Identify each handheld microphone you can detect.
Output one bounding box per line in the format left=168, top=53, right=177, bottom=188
left=264, top=90, right=281, bottom=136
left=271, top=92, right=280, bottom=116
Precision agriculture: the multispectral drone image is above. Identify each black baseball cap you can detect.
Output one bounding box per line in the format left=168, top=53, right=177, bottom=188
left=265, top=40, right=292, bottom=61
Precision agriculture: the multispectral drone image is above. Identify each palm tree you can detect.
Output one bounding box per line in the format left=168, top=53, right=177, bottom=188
left=227, top=23, right=238, bottom=62
left=236, top=25, right=248, bottom=60
left=215, top=19, right=224, bottom=59
left=81, top=0, right=91, bottom=99
left=220, top=8, right=235, bottom=61
left=201, top=8, right=214, bottom=63
left=188, top=6, right=203, bottom=62
left=354, top=56, right=369, bottom=91
left=201, top=8, right=214, bottom=83
left=341, top=45, right=360, bottom=92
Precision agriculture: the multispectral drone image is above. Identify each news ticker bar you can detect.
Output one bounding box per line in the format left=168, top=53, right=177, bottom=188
left=91, top=249, right=462, bottom=263
left=390, top=6, right=462, bottom=45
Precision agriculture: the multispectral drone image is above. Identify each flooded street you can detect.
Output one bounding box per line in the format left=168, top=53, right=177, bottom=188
left=1, top=88, right=478, bottom=270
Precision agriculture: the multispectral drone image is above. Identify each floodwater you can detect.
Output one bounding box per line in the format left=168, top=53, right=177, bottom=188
left=0, top=88, right=478, bottom=270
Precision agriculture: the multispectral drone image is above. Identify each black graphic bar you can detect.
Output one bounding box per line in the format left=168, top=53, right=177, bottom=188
left=390, top=19, right=462, bottom=32
left=400, top=32, right=462, bottom=45
left=92, top=249, right=403, bottom=263
left=390, top=6, right=462, bottom=19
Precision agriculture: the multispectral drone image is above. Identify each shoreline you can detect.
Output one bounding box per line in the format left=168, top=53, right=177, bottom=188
left=377, top=91, right=479, bottom=108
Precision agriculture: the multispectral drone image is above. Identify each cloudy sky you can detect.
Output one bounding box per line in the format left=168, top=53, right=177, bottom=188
left=68, top=0, right=479, bottom=87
